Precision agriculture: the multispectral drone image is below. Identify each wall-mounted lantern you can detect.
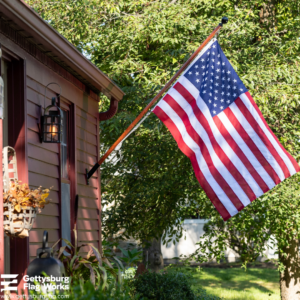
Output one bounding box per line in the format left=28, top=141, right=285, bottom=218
left=39, top=83, right=63, bottom=143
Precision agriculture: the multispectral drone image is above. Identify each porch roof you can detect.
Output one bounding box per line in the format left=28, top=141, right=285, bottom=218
left=0, top=0, right=124, bottom=101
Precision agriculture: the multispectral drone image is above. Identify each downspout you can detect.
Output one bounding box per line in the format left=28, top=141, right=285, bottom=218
left=99, top=97, right=118, bottom=121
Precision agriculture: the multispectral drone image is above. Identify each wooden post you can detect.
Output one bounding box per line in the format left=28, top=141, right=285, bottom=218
left=86, top=17, right=228, bottom=183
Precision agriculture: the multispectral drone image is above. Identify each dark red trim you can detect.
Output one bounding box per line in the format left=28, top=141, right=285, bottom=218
left=99, top=97, right=118, bottom=121
left=7, top=58, right=29, bottom=294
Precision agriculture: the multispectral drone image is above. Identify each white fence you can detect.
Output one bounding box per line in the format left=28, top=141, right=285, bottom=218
left=161, top=219, right=278, bottom=263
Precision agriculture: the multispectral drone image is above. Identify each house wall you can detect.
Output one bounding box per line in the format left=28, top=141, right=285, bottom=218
left=27, top=57, right=101, bottom=260
left=75, top=98, right=101, bottom=254
left=0, top=32, right=101, bottom=261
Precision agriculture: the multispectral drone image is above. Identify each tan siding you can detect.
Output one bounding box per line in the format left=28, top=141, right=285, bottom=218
left=77, top=162, right=97, bottom=177
left=27, top=77, right=61, bottom=258
left=27, top=100, right=41, bottom=118
left=32, top=216, right=60, bottom=229
left=28, top=144, right=59, bottom=166
left=28, top=158, right=59, bottom=178
left=76, top=108, right=97, bottom=125
left=77, top=150, right=97, bottom=166
left=78, top=208, right=98, bottom=220
left=79, top=197, right=99, bottom=210
left=78, top=231, right=99, bottom=242
left=77, top=220, right=99, bottom=231
left=77, top=138, right=97, bottom=156
left=30, top=229, right=60, bottom=243
left=78, top=185, right=98, bottom=199
left=26, top=65, right=101, bottom=257
left=29, top=172, right=59, bottom=191
left=76, top=106, right=100, bottom=247
left=76, top=127, right=97, bottom=145
left=76, top=115, right=97, bottom=135
left=27, top=115, right=39, bottom=132
left=28, top=129, right=59, bottom=153
left=77, top=174, right=98, bottom=188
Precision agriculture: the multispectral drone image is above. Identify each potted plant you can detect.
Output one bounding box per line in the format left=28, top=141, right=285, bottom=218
left=3, top=181, right=50, bottom=238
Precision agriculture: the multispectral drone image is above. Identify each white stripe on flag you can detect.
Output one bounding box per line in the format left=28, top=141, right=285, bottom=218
left=229, top=102, right=285, bottom=181
left=218, top=111, right=276, bottom=190
left=240, top=93, right=297, bottom=176
left=179, top=76, right=199, bottom=102
left=169, top=87, right=262, bottom=199
left=156, top=99, right=239, bottom=216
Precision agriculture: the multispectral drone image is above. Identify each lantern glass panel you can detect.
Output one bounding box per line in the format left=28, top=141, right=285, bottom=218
left=42, top=113, right=62, bottom=143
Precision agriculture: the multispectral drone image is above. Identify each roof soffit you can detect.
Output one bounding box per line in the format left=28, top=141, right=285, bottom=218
left=0, top=0, right=124, bottom=101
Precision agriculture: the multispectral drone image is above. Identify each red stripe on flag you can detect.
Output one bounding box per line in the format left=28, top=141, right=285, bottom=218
left=245, top=91, right=300, bottom=173
left=235, top=97, right=290, bottom=179
left=223, top=107, right=281, bottom=185
left=163, top=94, right=249, bottom=208
left=173, top=83, right=258, bottom=201
left=153, top=105, right=231, bottom=220
left=213, top=115, right=270, bottom=194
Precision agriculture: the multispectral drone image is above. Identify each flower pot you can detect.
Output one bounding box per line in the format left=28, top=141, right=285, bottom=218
left=3, top=203, right=37, bottom=238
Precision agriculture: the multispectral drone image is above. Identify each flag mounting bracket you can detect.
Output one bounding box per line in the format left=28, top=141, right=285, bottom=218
left=85, top=17, right=228, bottom=185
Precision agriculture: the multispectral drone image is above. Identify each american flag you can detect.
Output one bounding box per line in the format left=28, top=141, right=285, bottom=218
left=152, top=39, right=300, bottom=221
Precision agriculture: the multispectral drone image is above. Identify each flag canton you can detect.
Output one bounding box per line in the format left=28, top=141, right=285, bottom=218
left=184, top=41, right=247, bottom=116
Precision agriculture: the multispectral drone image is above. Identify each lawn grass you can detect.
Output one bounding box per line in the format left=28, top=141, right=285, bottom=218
left=190, top=267, right=280, bottom=300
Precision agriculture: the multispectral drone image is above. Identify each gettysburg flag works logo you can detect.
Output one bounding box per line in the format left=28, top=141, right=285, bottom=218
left=0, top=274, right=18, bottom=292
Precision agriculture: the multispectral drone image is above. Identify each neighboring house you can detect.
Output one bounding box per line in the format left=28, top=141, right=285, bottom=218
left=0, top=0, right=124, bottom=295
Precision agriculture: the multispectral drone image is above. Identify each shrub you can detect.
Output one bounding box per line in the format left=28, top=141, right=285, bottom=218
left=130, top=271, right=222, bottom=300
left=130, top=271, right=195, bottom=300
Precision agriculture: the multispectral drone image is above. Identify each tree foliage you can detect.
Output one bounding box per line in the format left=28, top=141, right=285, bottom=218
left=27, top=0, right=300, bottom=261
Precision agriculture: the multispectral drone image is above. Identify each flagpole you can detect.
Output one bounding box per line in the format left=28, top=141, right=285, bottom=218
left=86, top=16, right=228, bottom=184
